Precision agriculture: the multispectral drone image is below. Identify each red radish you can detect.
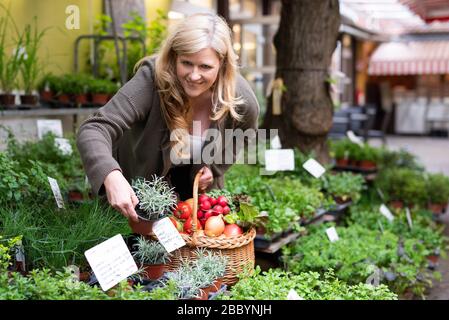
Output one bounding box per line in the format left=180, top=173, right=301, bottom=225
left=199, top=218, right=207, bottom=229
left=204, top=215, right=225, bottom=237
left=212, top=205, right=224, bottom=215
left=204, top=209, right=214, bottom=220
left=223, top=205, right=230, bottom=215
left=217, top=196, right=228, bottom=207
left=199, top=194, right=209, bottom=203
left=210, top=197, right=218, bottom=206
left=200, top=200, right=211, bottom=211
left=223, top=224, right=243, bottom=237
left=197, top=210, right=204, bottom=219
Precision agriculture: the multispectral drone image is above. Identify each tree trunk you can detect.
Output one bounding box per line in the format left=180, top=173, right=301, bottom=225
left=262, top=0, right=340, bottom=163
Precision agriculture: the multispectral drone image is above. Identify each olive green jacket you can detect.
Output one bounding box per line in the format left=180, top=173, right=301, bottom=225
left=76, top=58, right=260, bottom=195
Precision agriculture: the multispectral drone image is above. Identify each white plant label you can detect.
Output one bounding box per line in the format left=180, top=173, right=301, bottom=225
left=302, top=158, right=326, bottom=178
left=270, top=135, right=282, bottom=149
left=37, top=119, right=63, bottom=139
left=54, top=138, right=73, bottom=155
left=380, top=204, right=394, bottom=223
left=265, top=149, right=295, bottom=171
left=405, top=207, right=413, bottom=229
left=84, top=234, right=137, bottom=292
left=346, top=130, right=364, bottom=146
left=326, top=227, right=339, bottom=242
left=48, top=177, right=65, bottom=209
left=152, top=217, right=186, bottom=253
left=15, top=240, right=26, bottom=271
left=287, top=289, right=304, bottom=300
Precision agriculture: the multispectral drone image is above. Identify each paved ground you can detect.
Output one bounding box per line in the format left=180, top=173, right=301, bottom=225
left=370, top=135, right=449, bottom=300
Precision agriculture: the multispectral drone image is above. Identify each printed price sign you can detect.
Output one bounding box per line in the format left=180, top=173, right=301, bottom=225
left=84, top=234, right=137, bottom=292
left=302, top=158, right=326, bottom=178
left=152, top=217, right=186, bottom=253
left=326, top=226, right=339, bottom=242
left=287, top=289, right=304, bottom=300
left=346, top=130, right=364, bottom=146
left=265, top=149, right=295, bottom=171
left=37, top=119, right=63, bottom=139
left=48, top=177, right=65, bottom=209
left=54, top=138, right=73, bottom=155
left=380, top=204, right=394, bottom=223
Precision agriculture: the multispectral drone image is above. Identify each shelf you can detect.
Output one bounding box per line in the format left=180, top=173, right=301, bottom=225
left=255, top=232, right=301, bottom=254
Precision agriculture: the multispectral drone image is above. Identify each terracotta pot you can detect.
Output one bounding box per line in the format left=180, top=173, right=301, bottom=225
left=79, top=271, right=91, bottom=282
left=334, top=196, right=351, bottom=204
left=20, top=94, right=38, bottom=105
left=336, top=158, right=349, bottom=167
left=0, top=93, right=16, bottom=106
left=427, top=254, right=439, bottom=264
left=39, top=90, right=53, bottom=102
left=68, top=190, right=84, bottom=202
left=389, top=200, right=404, bottom=210
left=74, top=94, right=88, bottom=105
left=348, top=159, right=359, bottom=167
left=207, top=278, right=223, bottom=293
left=428, top=203, right=446, bottom=214
left=58, top=94, right=71, bottom=104
left=128, top=217, right=155, bottom=236
left=92, top=93, right=110, bottom=105
left=142, top=263, right=167, bottom=280
left=359, top=160, right=377, bottom=170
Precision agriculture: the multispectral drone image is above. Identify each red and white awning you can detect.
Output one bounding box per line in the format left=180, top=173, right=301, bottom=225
left=368, top=40, right=449, bottom=75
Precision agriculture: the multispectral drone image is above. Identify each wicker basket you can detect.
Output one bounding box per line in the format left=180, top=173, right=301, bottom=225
left=167, top=169, right=256, bottom=286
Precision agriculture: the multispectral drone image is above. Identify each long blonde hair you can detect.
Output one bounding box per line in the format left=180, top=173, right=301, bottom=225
left=139, top=13, right=244, bottom=153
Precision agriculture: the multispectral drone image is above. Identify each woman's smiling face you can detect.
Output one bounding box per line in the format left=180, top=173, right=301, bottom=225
left=176, top=48, right=221, bottom=100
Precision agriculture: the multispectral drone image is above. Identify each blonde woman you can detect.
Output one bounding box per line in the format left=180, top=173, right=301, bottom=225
left=76, top=13, right=259, bottom=223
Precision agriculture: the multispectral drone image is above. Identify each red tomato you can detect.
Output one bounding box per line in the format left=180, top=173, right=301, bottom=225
left=174, top=202, right=192, bottom=220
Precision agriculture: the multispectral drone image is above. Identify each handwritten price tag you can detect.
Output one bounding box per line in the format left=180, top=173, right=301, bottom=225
left=48, top=177, right=65, bottom=209
left=152, top=217, right=186, bottom=253
left=303, top=158, right=326, bottom=178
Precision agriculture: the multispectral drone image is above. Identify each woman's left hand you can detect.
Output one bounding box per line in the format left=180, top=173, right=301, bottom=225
left=198, top=167, right=213, bottom=193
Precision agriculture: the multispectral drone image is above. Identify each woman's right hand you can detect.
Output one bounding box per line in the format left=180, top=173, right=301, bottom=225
left=104, top=170, right=139, bottom=222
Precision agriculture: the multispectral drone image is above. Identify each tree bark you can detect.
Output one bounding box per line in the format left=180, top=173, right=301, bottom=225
left=262, top=0, right=340, bottom=163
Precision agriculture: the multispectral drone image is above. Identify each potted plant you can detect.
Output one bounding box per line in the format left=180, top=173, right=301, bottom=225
left=323, top=172, right=365, bottom=204
left=165, top=263, right=208, bottom=300
left=89, top=78, right=118, bottom=105
left=132, top=236, right=170, bottom=280
left=359, top=145, right=379, bottom=170
left=129, top=175, right=177, bottom=235
left=426, top=173, right=449, bottom=214
left=0, top=10, right=23, bottom=108
left=193, top=248, right=227, bottom=293
left=37, top=73, right=56, bottom=102
left=63, top=74, right=90, bottom=106
left=19, top=18, right=49, bottom=107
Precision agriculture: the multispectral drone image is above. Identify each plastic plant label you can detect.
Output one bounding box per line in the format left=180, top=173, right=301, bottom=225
left=84, top=234, right=137, bottom=292
left=54, top=138, right=73, bottom=155
left=37, top=119, right=63, bottom=139
left=346, top=130, right=364, bottom=146
left=152, top=217, right=186, bottom=253
left=287, top=289, right=304, bottom=300
left=302, top=158, right=326, bottom=178
left=48, top=177, right=65, bottom=209
left=326, top=227, right=339, bottom=242
left=265, top=149, right=295, bottom=171
left=270, top=135, right=282, bottom=149
left=15, top=240, right=26, bottom=272
left=380, top=204, right=394, bottom=223
left=405, top=207, right=413, bottom=229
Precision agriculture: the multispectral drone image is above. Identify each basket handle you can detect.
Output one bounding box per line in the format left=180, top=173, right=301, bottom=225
left=191, top=168, right=204, bottom=243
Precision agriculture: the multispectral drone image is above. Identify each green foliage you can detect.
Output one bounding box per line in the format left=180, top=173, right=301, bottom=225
left=132, top=237, right=170, bottom=265
left=0, top=235, right=22, bottom=270
left=378, top=148, right=424, bottom=172
left=193, top=248, right=227, bottom=280
left=282, top=223, right=433, bottom=296
left=323, top=172, right=365, bottom=203
left=219, top=267, right=397, bottom=300
left=375, top=168, right=427, bottom=207
left=0, top=4, right=24, bottom=93
left=132, top=175, right=177, bottom=220
left=0, top=268, right=152, bottom=300
left=426, top=173, right=449, bottom=204
left=19, top=17, right=50, bottom=94
left=88, top=78, right=118, bottom=95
